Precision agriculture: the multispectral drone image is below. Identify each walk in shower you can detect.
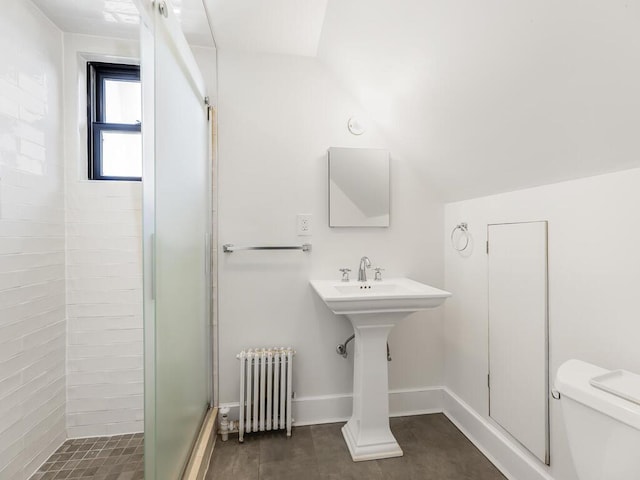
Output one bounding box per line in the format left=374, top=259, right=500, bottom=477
left=0, top=1, right=216, bottom=479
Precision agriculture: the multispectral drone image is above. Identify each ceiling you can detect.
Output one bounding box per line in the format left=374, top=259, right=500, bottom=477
left=32, top=0, right=329, bottom=54
left=317, top=0, right=640, bottom=200
left=32, top=0, right=640, bottom=200
left=203, top=0, right=328, bottom=56
left=32, top=0, right=215, bottom=46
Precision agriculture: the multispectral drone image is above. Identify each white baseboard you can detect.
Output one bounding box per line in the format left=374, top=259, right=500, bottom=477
left=442, top=388, right=554, bottom=480
left=290, top=393, right=352, bottom=425
left=389, top=387, right=443, bottom=417
left=218, top=387, right=444, bottom=426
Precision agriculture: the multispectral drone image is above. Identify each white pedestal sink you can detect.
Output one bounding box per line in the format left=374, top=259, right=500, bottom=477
left=310, top=278, right=451, bottom=462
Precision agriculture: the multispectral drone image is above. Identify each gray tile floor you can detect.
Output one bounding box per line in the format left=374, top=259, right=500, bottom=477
left=206, top=414, right=507, bottom=480
left=30, top=433, right=144, bottom=480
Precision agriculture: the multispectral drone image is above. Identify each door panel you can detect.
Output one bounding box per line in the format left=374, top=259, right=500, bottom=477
left=140, top=2, right=211, bottom=478
left=488, top=221, right=549, bottom=464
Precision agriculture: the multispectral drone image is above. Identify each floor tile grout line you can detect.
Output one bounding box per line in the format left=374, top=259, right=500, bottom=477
left=30, top=433, right=144, bottom=480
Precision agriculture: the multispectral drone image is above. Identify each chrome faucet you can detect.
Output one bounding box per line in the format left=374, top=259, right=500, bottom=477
left=358, top=256, right=372, bottom=282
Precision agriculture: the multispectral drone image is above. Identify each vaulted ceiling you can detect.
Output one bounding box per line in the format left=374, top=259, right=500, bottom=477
left=316, top=0, right=640, bottom=200
left=203, top=0, right=328, bottom=56
left=33, top=0, right=640, bottom=200
left=205, top=0, right=640, bottom=200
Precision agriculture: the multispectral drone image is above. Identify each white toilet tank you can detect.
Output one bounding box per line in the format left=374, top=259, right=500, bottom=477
left=556, top=359, right=640, bottom=480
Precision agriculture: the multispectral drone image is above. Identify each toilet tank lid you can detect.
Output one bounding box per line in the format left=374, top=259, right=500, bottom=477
left=556, top=360, right=640, bottom=431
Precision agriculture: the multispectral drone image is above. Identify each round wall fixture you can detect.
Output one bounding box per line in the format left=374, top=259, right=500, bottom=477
left=348, top=116, right=366, bottom=135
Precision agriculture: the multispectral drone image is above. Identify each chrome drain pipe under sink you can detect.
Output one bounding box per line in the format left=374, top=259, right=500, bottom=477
left=337, top=334, right=391, bottom=361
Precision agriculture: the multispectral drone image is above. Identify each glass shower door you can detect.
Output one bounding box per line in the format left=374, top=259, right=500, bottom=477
left=139, top=1, right=212, bottom=478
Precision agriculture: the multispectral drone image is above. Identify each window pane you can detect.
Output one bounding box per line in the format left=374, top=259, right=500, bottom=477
left=101, top=131, right=142, bottom=178
left=104, top=79, right=141, bottom=124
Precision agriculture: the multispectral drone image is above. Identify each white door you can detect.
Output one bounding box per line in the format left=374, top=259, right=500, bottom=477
left=488, top=221, right=549, bottom=464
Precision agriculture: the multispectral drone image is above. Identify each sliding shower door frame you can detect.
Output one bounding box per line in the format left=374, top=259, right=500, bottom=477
left=136, top=0, right=216, bottom=478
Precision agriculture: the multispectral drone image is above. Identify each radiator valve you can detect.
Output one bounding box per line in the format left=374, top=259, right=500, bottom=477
left=219, top=406, right=230, bottom=442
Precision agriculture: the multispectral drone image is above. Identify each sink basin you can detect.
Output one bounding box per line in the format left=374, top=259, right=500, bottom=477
left=310, top=277, right=451, bottom=462
left=310, top=277, right=451, bottom=315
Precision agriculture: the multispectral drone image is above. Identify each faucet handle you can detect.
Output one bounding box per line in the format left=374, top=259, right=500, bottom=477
left=339, top=268, right=351, bottom=282
left=373, top=267, right=384, bottom=281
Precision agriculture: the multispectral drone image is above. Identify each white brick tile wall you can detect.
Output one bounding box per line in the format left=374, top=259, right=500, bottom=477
left=0, top=2, right=66, bottom=479
left=63, top=33, right=144, bottom=439
left=1, top=15, right=217, bottom=478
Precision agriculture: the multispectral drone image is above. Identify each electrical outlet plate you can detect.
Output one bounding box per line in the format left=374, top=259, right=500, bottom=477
left=297, top=214, right=312, bottom=236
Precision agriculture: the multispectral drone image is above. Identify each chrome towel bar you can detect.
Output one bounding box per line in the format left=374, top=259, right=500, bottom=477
left=223, top=243, right=312, bottom=253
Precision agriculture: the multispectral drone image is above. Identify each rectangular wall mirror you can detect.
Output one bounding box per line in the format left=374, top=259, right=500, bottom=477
left=328, top=147, right=390, bottom=227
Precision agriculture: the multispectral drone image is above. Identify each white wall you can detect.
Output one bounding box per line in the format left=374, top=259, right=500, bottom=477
left=217, top=51, right=444, bottom=420
left=318, top=0, right=640, bottom=201
left=191, top=46, right=218, bottom=105
left=0, top=2, right=67, bottom=479
left=444, top=168, right=640, bottom=480
left=62, top=34, right=144, bottom=438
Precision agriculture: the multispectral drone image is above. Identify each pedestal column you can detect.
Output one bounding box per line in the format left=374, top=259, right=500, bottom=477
left=342, top=312, right=404, bottom=461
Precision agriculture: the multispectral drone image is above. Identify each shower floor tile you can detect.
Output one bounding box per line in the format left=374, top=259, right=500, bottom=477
left=30, top=433, right=144, bottom=480
left=206, top=414, right=507, bottom=480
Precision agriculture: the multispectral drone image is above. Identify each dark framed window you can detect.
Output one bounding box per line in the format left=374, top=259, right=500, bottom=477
left=87, top=62, right=142, bottom=181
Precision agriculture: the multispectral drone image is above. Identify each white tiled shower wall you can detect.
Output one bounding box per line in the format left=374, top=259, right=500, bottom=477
left=63, top=34, right=144, bottom=438
left=1, top=4, right=146, bottom=476
left=0, top=1, right=67, bottom=478
left=60, top=37, right=218, bottom=439
left=0, top=1, right=220, bottom=476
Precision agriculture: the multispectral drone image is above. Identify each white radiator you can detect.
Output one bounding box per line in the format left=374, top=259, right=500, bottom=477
left=236, top=347, right=295, bottom=442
